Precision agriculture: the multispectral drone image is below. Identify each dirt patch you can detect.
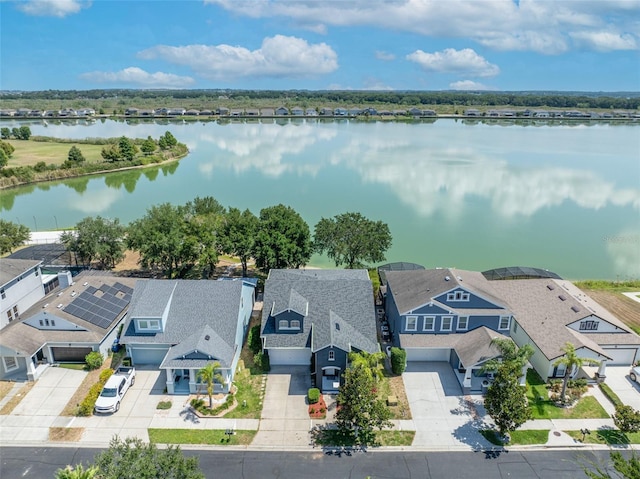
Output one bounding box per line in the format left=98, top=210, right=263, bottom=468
left=386, top=374, right=411, bottom=419
left=112, top=250, right=142, bottom=273
left=0, top=382, right=35, bottom=415
left=579, top=289, right=640, bottom=333
left=49, top=427, right=84, bottom=442
left=0, top=381, right=16, bottom=402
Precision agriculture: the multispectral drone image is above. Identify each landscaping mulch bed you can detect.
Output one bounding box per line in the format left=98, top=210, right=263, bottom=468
left=0, top=382, right=35, bottom=415
left=309, top=395, right=327, bottom=419
left=49, top=427, right=84, bottom=442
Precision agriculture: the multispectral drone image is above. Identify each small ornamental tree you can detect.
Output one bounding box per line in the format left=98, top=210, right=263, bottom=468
left=0, top=219, right=30, bottom=254
left=0, top=139, right=15, bottom=158
left=248, top=325, right=262, bottom=354
left=85, top=351, right=103, bottom=370
left=553, top=342, right=598, bottom=404
left=118, top=136, right=137, bottom=162
left=390, top=347, right=406, bottom=375
left=197, top=362, right=225, bottom=409
left=19, top=125, right=31, bottom=140
left=140, top=136, right=156, bottom=155
left=613, top=404, right=640, bottom=433
left=0, top=127, right=10, bottom=139
left=484, top=362, right=532, bottom=439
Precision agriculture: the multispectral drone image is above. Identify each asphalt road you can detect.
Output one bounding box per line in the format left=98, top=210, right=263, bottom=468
left=0, top=447, right=624, bottom=478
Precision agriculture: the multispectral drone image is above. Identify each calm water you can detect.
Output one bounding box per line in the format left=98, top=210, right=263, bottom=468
left=1, top=118, right=639, bottom=280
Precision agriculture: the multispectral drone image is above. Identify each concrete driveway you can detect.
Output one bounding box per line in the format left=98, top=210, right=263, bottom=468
left=403, top=362, right=493, bottom=449
left=604, top=366, right=640, bottom=406
left=252, top=365, right=312, bottom=447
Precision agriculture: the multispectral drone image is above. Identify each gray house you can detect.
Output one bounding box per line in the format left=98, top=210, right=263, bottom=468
left=120, top=278, right=256, bottom=395
left=261, top=269, right=379, bottom=392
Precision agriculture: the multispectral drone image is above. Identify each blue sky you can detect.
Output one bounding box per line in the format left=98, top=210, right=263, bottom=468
left=1, top=0, right=639, bottom=92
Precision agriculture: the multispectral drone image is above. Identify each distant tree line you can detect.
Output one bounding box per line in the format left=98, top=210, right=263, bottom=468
left=2, top=89, right=639, bottom=110
left=51, top=196, right=393, bottom=279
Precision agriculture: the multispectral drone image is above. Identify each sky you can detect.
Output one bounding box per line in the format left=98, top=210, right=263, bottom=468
left=1, top=0, right=639, bottom=92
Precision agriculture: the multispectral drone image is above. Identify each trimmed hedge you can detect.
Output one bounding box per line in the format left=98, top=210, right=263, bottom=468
left=85, top=351, right=104, bottom=370
left=248, top=325, right=262, bottom=354
left=390, top=347, right=406, bottom=375
left=308, top=388, right=320, bottom=404
left=77, top=368, right=114, bottom=416
left=600, top=383, right=623, bottom=407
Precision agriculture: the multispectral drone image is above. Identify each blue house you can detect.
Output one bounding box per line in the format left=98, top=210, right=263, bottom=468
left=384, top=268, right=513, bottom=392
left=261, top=269, right=379, bottom=392
left=120, top=278, right=255, bottom=395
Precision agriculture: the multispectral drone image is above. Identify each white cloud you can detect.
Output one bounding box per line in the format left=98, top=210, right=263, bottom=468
left=138, top=35, right=338, bottom=80
left=375, top=50, right=396, bottom=61
left=570, top=31, right=638, bottom=51
left=407, top=48, right=500, bottom=77
left=449, top=80, right=494, bottom=91
left=206, top=0, right=640, bottom=54
left=80, top=67, right=195, bottom=88
left=17, top=0, right=89, bottom=17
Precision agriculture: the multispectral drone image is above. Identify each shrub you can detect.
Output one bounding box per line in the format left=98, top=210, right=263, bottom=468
left=156, top=401, right=172, bottom=410
left=254, top=352, right=270, bottom=372
left=77, top=368, right=113, bottom=416
left=191, top=398, right=205, bottom=409
left=308, top=388, right=320, bottom=404
left=599, top=383, right=623, bottom=407
left=248, top=325, right=262, bottom=354
left=614, top=405, right=640, bottom=433
left=85, top=351, right=104, bottom=370
left=390, top=347, right=406, bottom=375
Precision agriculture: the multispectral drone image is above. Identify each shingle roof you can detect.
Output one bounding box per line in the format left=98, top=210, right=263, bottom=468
left=261, top=269, right=378, bottom=354
left=120, top=280, right=248, bottom=366
left=0, top=258, right=42, bottom=286
left=161, top=325, right=235, bottom=369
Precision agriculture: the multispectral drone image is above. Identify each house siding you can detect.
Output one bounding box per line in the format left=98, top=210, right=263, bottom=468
left=1, top=265, right=44, bottom=330
left=434, top=289, right=504, bottom=310
left=273, top=310, right=304, bottom=333
left=313, top=346, right=348, bottom=390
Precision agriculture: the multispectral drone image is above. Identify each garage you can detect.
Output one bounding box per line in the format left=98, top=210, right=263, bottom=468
left=51, top=346, right=93, bottom=362
left=268, top=348, right=311, bottom=366
left=405, top=347, right=451, bottom=362
left=130, top=347, right=168, bottom=365
left=602, top=347, right=638, bottom=365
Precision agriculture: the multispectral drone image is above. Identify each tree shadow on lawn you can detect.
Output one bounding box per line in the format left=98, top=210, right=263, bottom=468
left=451, top=414, right=499, bottom=453
left=309, top=424, right=369, bottom=457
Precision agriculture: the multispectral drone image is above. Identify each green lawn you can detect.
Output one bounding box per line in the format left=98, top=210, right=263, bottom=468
left=222, top=365, right=264, bottom=419
left=312, top=428, right=414, bottom=447
left=58, top=363, right=86, bottom=370
left=565, top=429, right=640, bottom=445
left=526, top=369, right=609, bottom=419
left=148, top=428, right=255, bottom=445
left=7, top=139, right=105, bottom=167
left=574, top=280, right=640, bottom=293
left=481, top=429, right=550, bottom=446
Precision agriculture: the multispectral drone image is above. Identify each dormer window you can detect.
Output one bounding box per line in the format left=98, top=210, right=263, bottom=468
left=278, top=318, right=301, bottom=331
left=447, top=291, right=470, bottom=302
left=329, top=350, right=335, bottom=361
left=579, top=320, right=598, bottom=331
left=137, top=319, right=161, bottom=331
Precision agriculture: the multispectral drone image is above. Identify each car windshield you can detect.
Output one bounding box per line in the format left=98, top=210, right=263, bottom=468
left=100, top=388, right=117, bottom=398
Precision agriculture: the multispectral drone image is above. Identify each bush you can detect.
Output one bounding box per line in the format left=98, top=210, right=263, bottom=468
left=85, top=351, right=104, bottom=370
left=248, top=325, right=262, bottom=354
left=156, top=401, right=172, bottom=410
left=77, top=368, right=113, bottom=416
left=600, top=383, right=623, bottom=407
left=308, top=388, right=320, bottom=404
left=614, top=404, right=640, bottom=433
left=390, top=347, right=406, bottom=375
left=254, top=352, right=270, bottom=372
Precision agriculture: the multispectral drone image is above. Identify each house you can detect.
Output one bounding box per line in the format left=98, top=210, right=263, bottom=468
left=77, top=108, right=95, bottom=116
left=260, top=269, right=379, bottom=392
left=334, top=108, right=348, bottom=116
left=217, top=107, right=230, bottom=116
left=291, top=107, right=304, bottom=116
left=384, top=267, right=640, bottom=388
left=305, top=108, right=318, bottom=116
left=320, top=107, right=333, bottom=116
left=348, top=108, right=362, bottom=116
left=166, top=108, right=186, bottom=116
left=275, top=107, right=289, bottom=116
left=120, top=278, right=255, bottom=395
left=185, top=109, right=200, bottom=116
left=245, top=109, right=260, bottom=116
left=125, top=108, right=139, bottom=116
left=260, top=108, right=274, bottom=117
left=1, top=258, right=45, bottom=330
left=0, top=272, right=135, bottom=381
left=464, top=109, right=481, bottom=117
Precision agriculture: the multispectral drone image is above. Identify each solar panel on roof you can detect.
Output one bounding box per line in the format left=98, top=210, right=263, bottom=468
left=63, top=281, right=131, bottom=329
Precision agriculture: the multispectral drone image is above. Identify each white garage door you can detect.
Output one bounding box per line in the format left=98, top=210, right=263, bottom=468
left=130, top=347, right=168, bottom=365
left=405, top=348, right=450, bottom=362
left=602, top=348, right=638, bottom=365
left=268, top=348, right=311, bottom=366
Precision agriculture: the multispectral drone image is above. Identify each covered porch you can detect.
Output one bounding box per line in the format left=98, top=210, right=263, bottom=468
left=320, top=366, right=342, bottom=393
left=162, top=365, right=232, bottom=395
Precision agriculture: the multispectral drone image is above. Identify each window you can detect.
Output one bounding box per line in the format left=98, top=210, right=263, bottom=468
left=2, top=356, right=18, bottom=372
left=13, top=306, right=18, bottom=317
left=7, top=311, right=13, bottom=322
left=138, top=319, right=161, bottom=331
left=1, top=289, right=5, bottom=299
left=278, top=319, right=288, bottom=329
left=457, top=316, right=468, bottom=330
left=423, top=316, right=435, bottom=331
left=405, top=316, right=417, bottom=331
left=447, top=291, right=470, bottom=302
left=441, top=316, right=452, bottom=331
left=35, top=270, right=39, bottom=277
left=328, top=350, right=335, bottom=361
left=579, top=320, right=598, bottom=331
left=499, top=316, right=511, bottom=330
left=291, top=320, right=300, bottom=329
left=513, top=322, right=518, bottom=333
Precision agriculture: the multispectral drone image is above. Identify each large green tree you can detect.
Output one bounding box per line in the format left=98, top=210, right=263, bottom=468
left=253, top=204, right=312, bottom=272
left=482, top=338, right=533, bottom=376
left=0, top=219, right=30, bottom=254
left=220, top=207, right=258, bottom=277
left=553, top=342, right=598, bottom=404
left=54, top=464, right=98, bottom=479
left=348, top=350, right=386, bottom=383
left=313, top=212, right=392, bottom=268
left=184, top=196, right=226, bottom=278
left=484, top=361, right=532, bottom=439
left=335, top=361, right=392, bottom=446
left=582, top=451, right=640, bottom=479
left=0, top=127, right=10, bottom=139
left=197, top=362, right=225, bottom=409
left=127, top=203, right=197, bottom=278
left=140, top=136, right=157, bottom=156
left=118, top=136, right=137, bottom=161
left=93, top=436, right=204, bottom=479
left=61, top=216, right=126, bottom=269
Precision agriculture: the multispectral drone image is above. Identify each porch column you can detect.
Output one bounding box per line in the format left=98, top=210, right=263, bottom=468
left=463, top=368, right=472, bottom=394
left=26, top=357, right=37, bottom=381
left=166, top=368, right=175, bottom=394
left=189, top=369, right=196, bottom=393
left=596, top=360, right=607, bottom=383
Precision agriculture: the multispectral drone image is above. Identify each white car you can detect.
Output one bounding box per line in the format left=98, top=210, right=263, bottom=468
left=94, top=366, right=135, bottom=414
left=630, top=366, right=640, bottom=384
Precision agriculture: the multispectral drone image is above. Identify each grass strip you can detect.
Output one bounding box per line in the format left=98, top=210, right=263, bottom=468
left=0, top=382, right=35, bottom=415
left=312, top=429, right=414, bottom=447
left=148, top=428, right=255, bottom=445
left=565, top=429, right=640, bottom=445
left=480, top=429, right=550, bottom=446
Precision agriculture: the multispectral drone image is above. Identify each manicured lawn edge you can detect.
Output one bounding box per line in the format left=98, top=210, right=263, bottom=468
left=312, top=429, right=414, bottom=447
left=599, top=383, right=623, bottom=407
left=480, top=429, right=550, bottom=446
left=148, top=428, right=256, bottom=445
left=565, top=429, right=640, bottom=445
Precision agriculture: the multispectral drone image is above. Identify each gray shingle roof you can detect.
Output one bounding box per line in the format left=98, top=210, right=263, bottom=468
left=262, top=269, right=378, bottom=354
left=120, top=280, right=246, bottom=365
left=0, top=258, right=42, bottom=287
left=161, top=325, right=235, bottom=369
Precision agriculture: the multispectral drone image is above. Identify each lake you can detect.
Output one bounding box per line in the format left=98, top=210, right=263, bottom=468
left=1, top=118, right=639, bottom=280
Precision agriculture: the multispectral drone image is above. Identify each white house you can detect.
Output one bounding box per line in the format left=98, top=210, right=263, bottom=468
left=0, top=259, right=44, bottom=330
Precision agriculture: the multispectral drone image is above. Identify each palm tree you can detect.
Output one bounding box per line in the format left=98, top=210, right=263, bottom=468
left=54, top=464, right=98, bottom=479
left=482, top=338, right=534, bottom=377
left=553, top=342, right=599, bottom=403
left=197, top=361, right=225, bottom=408
left=348, top=351, right=386, bottom=382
